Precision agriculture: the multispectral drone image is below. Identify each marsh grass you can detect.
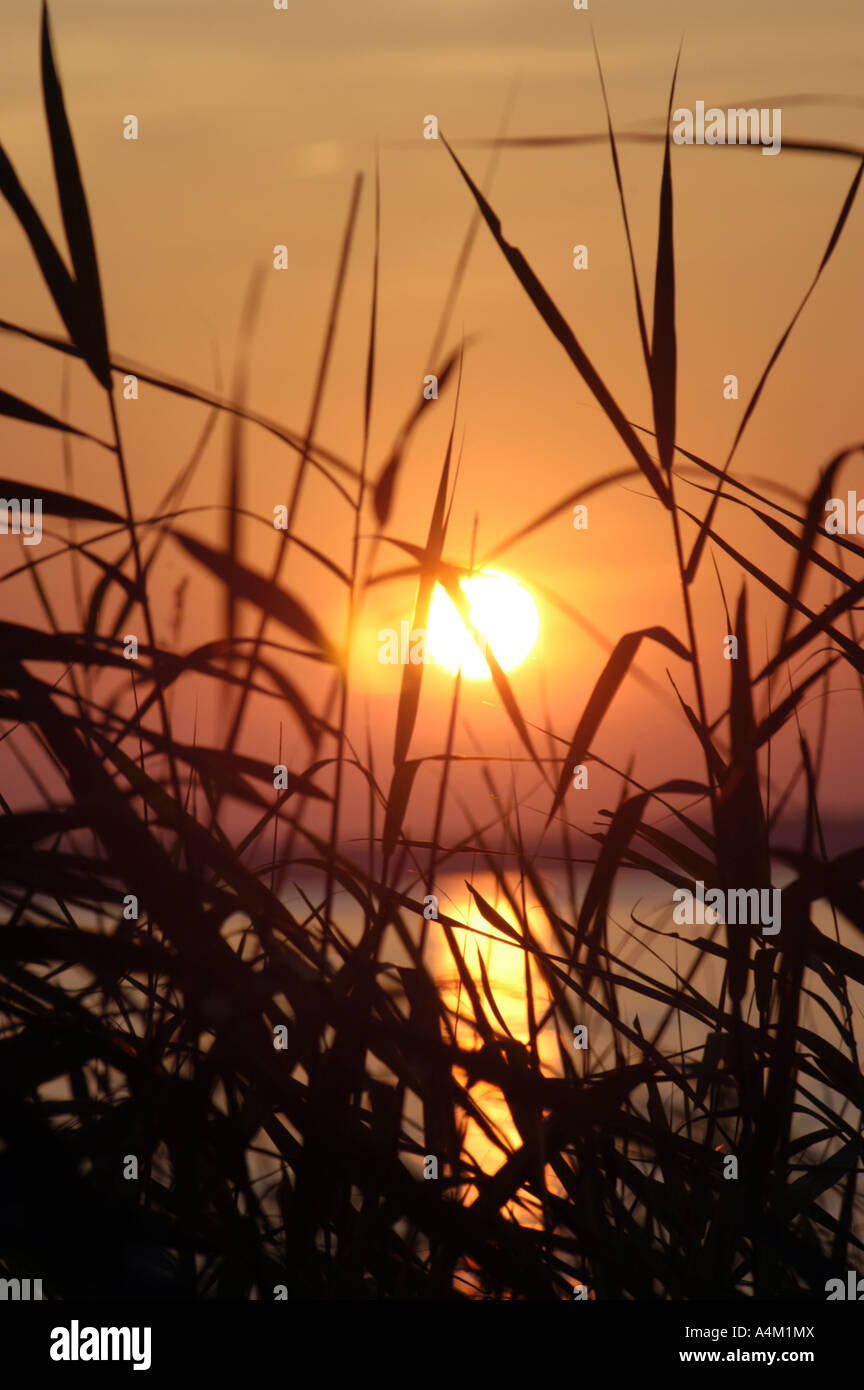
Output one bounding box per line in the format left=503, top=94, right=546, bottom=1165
left=0, top=4, right=862, bottom=1299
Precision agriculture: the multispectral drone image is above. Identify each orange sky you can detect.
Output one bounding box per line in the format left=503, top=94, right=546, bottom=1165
left=0, top=0, right=862, bottom=847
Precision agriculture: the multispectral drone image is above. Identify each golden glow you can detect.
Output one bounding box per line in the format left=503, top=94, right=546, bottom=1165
left=431, top=873, right=568, bottom=1225
left=426, top=569, right=539, bottom=680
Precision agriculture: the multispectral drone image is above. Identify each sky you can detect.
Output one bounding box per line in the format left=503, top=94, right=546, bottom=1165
left=0, top=0, right=862, bottom=851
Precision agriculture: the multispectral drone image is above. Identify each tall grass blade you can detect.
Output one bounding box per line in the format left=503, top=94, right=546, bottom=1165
left=685, top=156, right=864, bottom=582
left=547, top=627, right=690, bottom=825
left=171, top=530, right=342, bottom=666
left=649, top=46, right=681, bottom=472
left=39, top=3, right=110, bottom=388
left=591, top=34, right=651, bottom=376
left=441, top=135, right=671, bottom=508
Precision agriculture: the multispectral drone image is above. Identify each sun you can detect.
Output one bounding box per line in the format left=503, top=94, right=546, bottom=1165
left=426, top=569, right=539, bottom=680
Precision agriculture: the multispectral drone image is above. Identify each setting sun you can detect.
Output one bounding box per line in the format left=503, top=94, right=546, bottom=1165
left=426, top=569, right=539, bottom=679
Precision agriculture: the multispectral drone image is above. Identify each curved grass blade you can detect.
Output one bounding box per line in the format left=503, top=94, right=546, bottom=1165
left=123, top=642, right=330, bottom=746
left=0, top=394, right=111, bottom=450
left=459, top=131, right=864, bottom=162
left=224, top=265, right=265, bottom=691
left=39, top=3, right=110, bottom=389
left=441, top=134, right=671, bottom=509
left=666, top=671, right=726, bottom=783
left=685, top=155, right=864, bottom=583
left=681, top=471, right=859, bottom=589
left=480, top=467, right=638, bottom=564
left=754, top=657, right=839, bottom=751
left=547, top=626, right=691, bottom=825
left=591, top=34, right=650, bottom=377
left=0, top=619, right=134, bottom=670
left=0, top=152, right=85, bottom=355
left=171, top=529, right=342, bottom=667
left=391, top=363, right=461, bottom=768
left=373, top=347, right=464, bottom=528
left=675, top=501, right=864, bottom=677
left=0, top=479, right=122, bottom=524
left=0, top=319, right=360, bottom=503
left=779, top=445, right=864, bottom=653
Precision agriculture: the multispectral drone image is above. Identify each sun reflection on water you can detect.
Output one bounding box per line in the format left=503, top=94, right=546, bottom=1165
left=429, top=874, right=571, bottom=1225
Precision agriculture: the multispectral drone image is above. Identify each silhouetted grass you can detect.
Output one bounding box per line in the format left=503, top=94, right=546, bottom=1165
left=0, top=3, right=862, bottom=1300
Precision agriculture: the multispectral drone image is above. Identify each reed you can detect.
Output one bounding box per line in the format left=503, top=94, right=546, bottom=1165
left=0, top=4, right=861, bottom=1299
